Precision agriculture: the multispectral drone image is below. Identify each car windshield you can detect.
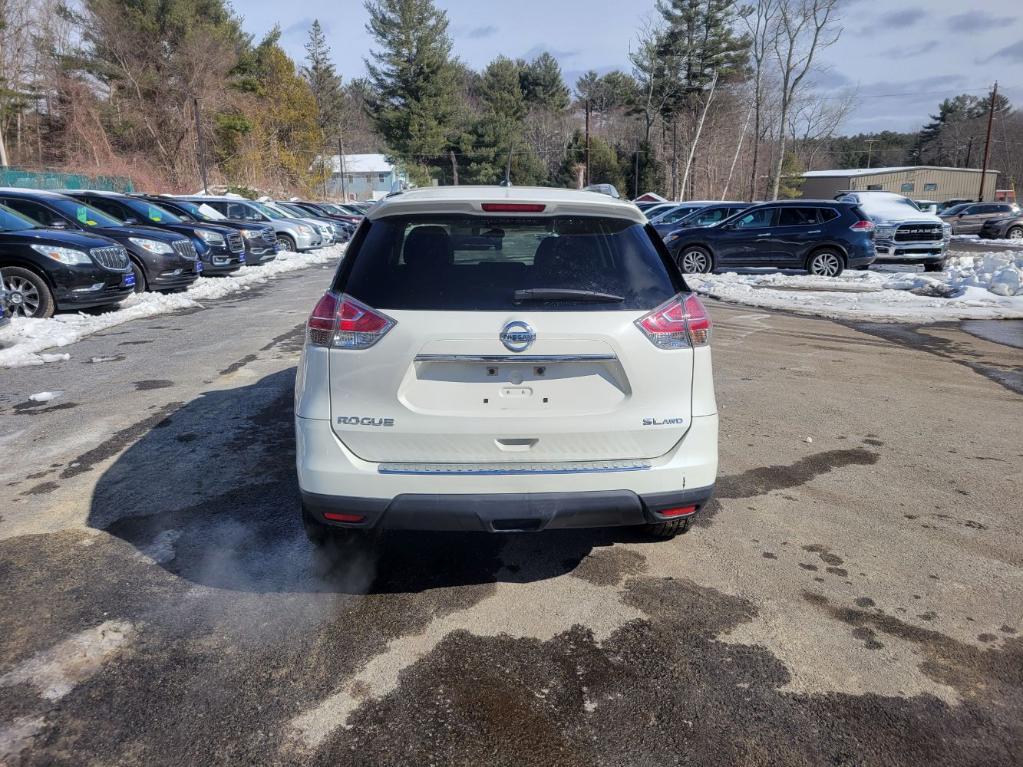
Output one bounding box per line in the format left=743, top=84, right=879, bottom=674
left=252, top=202, right=292, bottom=220
left=170, top=199, right=227, bottom=221
left=338, top=214, right=682, bottom=312
left=942, top=204, right=968, bottom=216
left=0, top=203, right=40, bottom=231
left=47, top=198, right=124, bottom=228
left=279, top=203, right=311, bottom=217
left=124, top=199, right=184, bottom=224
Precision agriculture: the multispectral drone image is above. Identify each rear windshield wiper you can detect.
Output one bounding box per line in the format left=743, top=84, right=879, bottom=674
left=513, top=288, right=625, bottom=303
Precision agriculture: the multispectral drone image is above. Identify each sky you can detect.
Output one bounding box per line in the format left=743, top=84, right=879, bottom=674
left=234, top=0, right=1022, bottom=135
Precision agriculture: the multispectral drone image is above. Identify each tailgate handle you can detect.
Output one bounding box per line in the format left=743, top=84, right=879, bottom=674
left=496, top=438, right=538, bottom=452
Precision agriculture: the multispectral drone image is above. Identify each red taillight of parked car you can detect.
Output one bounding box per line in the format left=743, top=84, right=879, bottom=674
left=849, top=219, right=875, bottom=232
left=307, top=292, right=396, bottom=349
left=636, top=293, right=712, bottom=349
left=659, top=505, right=697, bottom=518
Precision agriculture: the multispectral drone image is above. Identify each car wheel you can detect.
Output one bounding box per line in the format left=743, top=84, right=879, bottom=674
left=1008, top=226, right=1023, bottom=241
left=807, top=250, right=844, bottom=277
left=677, top=247, right=713, bottom=274
left=277, top=234, right=297, bottom=252
left=130, top=260, right=147, bottom=293
left=643, top=517, right=693, bottom=539
left=3, top=267, right=54, bottom=318
left=924, top=260, right=946, bottom=272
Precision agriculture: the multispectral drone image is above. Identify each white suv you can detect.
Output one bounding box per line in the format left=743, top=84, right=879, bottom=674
left=295, top=187, right=718, bottom=540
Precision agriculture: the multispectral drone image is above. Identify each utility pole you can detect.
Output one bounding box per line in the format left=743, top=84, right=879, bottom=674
left=337, top=134, right=348, bottom=201
left=584, top=100, right=591, bottom=187
left=865, top=139, right=877, bottom=169
left=193, top=97, right=208, bottom=194
left=964, top=136, right=974, bottom=168
left=978, top=81, right=997, bottom=202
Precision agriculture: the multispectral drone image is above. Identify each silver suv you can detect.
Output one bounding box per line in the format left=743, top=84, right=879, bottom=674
left=187, top=197, right=322, bottom=252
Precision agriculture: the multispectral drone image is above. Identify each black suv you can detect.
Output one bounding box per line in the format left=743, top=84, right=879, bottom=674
left=138, top=195, right=280, bottom=264
left=65, top=191, right=245, bottom=274
left=666, top=200, right=876, bottom=276
left=0, top=189, right=200, bottom=293
left=0, top=203, right=134, bottom=317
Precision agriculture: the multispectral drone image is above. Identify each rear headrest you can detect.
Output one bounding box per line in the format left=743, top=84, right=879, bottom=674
left=534, top=235, right=603, bottom=283
left=404, top=225, right=452, bottom=270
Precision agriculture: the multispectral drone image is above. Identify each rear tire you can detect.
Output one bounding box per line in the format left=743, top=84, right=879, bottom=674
left=675, top=247, right=713, bottom=274
left=643, top=517, right=693, bottom=539
left=807, top=249, right=844, bottom=277
left=277, top=234, right=297, bottom=252
left=3, top=266, right=54, bottom=318
left=1007, top=226, right=1023, bottom=241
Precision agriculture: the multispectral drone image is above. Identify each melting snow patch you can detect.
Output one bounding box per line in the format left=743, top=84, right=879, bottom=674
left=28, top=391, right=62, bottom=403
left=0, top=245, right=346, bottom=368
left=0, top=620, right=135, bottom=700
left=0, top=716, right=46, bottom=762
left=688, top=250, right=1023, bottom=323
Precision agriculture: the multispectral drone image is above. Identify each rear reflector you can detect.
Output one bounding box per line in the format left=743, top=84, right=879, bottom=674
left=635, top=293, right=712, bottom=349
left=480, top=203, right=546, bottom=213
left=323, top=512, right=366, bottom=523
left=306, top=293, right=396, bottom=350
left=659, top=505, right=697, bottom=518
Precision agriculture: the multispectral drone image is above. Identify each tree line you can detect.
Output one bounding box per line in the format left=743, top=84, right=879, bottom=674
left=0, top=0, right=1018, bottom=198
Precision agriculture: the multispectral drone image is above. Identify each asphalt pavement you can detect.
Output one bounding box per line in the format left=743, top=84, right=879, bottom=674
left=1, top=262, right=1021, bottom=766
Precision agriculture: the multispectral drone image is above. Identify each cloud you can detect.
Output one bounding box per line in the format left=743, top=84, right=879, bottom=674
left=466, top=25, right=498, bottom=39
left=880, top=40, right=939, bottom=59
left=946, top=11, right=1017, bottom=33
left=878, top=8, right=927, bottom=27
left=522, top=45, right=579, bottom=61
left=985, top=39, right=1023, bottom=63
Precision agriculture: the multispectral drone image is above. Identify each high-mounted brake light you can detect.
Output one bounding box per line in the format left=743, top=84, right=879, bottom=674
left=850, top=219, right=875, bottom=232
left=636, top=293, right=712, bottom=349
left=480, top=203, right=546, bottom=213
left=306, top=293, right=396, bottom=349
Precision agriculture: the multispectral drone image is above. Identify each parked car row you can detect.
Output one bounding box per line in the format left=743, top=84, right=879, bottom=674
left=647, top=191, right=953, bottom=275
left=939, top=201, right=1021, bottom=238
left=0, top=189, right=361, bottom=319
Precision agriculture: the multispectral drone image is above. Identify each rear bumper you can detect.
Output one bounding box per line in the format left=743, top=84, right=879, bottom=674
left=302, top=485, right=715, bottom=532
left=296, top=413, right=718, bottom=532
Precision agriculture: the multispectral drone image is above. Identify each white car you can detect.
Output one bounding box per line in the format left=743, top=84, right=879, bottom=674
left=295, top=186, right=718, bottom=540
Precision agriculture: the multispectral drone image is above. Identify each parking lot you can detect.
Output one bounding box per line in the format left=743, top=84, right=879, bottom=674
left=1, top=256, right=1021, bottom=765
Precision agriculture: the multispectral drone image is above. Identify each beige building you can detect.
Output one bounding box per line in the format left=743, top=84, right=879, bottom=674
left=800, top=166, right=998, bottom=203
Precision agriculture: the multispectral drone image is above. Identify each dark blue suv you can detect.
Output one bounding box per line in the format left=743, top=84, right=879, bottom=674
left=666, top=200, right=876, bottom=276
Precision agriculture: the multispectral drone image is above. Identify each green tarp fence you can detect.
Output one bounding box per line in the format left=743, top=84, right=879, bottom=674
left=0, top=167, right=134, bottom=193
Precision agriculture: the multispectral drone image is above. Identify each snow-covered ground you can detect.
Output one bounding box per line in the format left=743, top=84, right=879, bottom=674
left=687, top=250, right=1023, bottom=323
left=951, top=234, right=1023, bottom=247
left=0, top=245, right=345, bottom=368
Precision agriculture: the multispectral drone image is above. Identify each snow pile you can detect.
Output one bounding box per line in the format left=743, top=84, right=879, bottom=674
left=28, top=391, right=62, bottom=403
left=688, top=251, right=1023, bottom=323
left=952, top=234, right=1023, bottom=246
left=0, top=245, right=345, bottom=368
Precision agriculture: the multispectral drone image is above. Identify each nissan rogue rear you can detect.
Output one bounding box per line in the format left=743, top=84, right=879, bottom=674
left=295, top=187, right=718, bottom=541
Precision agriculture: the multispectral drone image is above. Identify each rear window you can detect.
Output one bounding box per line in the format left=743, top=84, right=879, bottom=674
left=336, top=214, right=682, bottom=311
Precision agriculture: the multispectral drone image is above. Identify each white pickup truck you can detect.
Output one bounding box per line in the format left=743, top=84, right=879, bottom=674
left=836, top=191, right=951, bottom=272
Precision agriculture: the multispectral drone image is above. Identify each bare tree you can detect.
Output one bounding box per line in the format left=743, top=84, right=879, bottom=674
left=787, top=86, right=856, bottom=168
left=739, top=0, right=780, bottom=201
left=768, top=0, right=842, bottom=199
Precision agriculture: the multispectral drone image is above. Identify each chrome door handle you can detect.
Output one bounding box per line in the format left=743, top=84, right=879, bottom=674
left=808, top=230, right=821, bottom=233
left=756, top=233, right=771, bottom=237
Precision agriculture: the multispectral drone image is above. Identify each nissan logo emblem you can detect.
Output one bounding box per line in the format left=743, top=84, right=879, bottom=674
left=500, top=321, right=535, bottom=352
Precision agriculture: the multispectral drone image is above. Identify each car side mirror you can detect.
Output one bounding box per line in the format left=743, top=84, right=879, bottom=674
left=123, top=217, right=138, bottom=225
left=49, top=219, right=67, bottom=229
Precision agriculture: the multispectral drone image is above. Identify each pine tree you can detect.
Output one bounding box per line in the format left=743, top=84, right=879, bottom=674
left=302, top=20, right=344, bottom=141
left=363, top=0, right=459, bottom=181
left=519, top=52, right=569, bottom=113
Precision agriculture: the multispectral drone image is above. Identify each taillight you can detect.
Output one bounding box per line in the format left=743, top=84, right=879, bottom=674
left=480, top=203, right=546, bottom=213
left=850, top=219, right=875, bottom=232
left=636, top=293, right=712, bottom=349
left=306, top=293, right=396, bottom=349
